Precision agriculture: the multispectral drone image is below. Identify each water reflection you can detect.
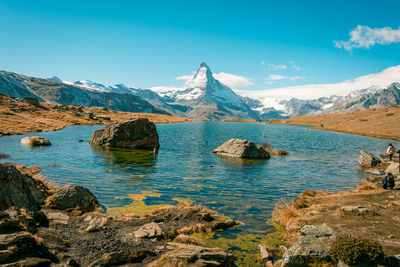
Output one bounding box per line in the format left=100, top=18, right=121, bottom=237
left=91, top=145, right=157, bottom=167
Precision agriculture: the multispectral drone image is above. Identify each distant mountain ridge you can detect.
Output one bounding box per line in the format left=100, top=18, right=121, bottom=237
left=0, top=71, right=169, bottom=115
left=0, top=63, right=399, bottom=120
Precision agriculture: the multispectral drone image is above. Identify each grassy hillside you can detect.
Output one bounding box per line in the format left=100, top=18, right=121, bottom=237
left=268, top=105, right=400, bottom=141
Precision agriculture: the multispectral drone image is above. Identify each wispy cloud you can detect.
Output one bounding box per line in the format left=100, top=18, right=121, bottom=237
left=176, top=75, right=194, bottom=81
left=266, top=74, right=302, bottom=82
left=335, top=25, right=400, bottom=51
left=213, top=72, right=254, bottom=88
left=267, top=64, right=287, bottom=71
left=289, top=61, right=301, bottom=71
left=238, top=65, right=400, bottom=100
left=175, top=72, right=254, bottom=88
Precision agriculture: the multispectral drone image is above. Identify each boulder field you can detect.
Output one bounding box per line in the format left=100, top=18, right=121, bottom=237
left=0, top=162, right=239, bottom=266
left=358, top=150, right=399, bottom=175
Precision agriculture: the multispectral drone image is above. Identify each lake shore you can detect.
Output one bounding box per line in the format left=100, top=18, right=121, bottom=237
left=272, top=157, right=400, bottom=263
left=0, top=94, right=195, bottom=136
left=268, top=105, right=400, bottom=141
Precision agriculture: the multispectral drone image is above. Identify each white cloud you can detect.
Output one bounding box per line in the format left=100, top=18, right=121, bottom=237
left=175, top=72, right=254, bottom=89
left=261, top=61, right=266, bottom=66
left=213, top=72, right=254, bottom=88
left=335, top=25, right=400, bottom=51
left=266, top=74, right=302, bottom=81
left=237, top=65, right=400, bottom=100
left=176, top=75, right=194, bottom=81
left=267, top=64, right=287, bottom=70
left=149, top=86, right=182, bottom=93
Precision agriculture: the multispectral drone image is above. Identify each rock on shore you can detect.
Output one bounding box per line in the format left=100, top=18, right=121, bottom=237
left=358, top=150, right=381, bottom=168
left=0, top=163, right=50, bottom=211
left=89, top=118, right=160, bottom=150
left=282, top=224, right=336, bottom=266
left=213, top=138, right=270, bottom=159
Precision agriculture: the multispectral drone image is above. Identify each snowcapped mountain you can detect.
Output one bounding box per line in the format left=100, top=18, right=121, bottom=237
left=244, top=83, right=400, bottom=119
left=160, top=63, right=258, bottom=120
left=1, top=63, right=398, bottom=120
left=0, top=71, right=168, bottom=115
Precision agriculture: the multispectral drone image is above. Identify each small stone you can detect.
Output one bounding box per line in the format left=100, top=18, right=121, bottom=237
left=340, top=206, right=378, bottom=216
left=134, top=222, right=163, bottom=239
left=21, top=136, right=51, bottom=146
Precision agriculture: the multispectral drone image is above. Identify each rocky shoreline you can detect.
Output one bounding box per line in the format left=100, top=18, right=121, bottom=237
left=271, top=151, right=400, bottom=266
left=0, top=162, right=240, bottom=266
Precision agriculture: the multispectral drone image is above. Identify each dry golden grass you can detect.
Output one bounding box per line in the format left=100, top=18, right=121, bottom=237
left=274, top=183, right=400, bottom=256
left=269, top=105, right=400, bottom=141
left=0, top=94, right=194, bottom=135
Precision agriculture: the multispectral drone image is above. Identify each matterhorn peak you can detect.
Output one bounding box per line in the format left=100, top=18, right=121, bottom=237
left=184, top=62, right=215, bottom=90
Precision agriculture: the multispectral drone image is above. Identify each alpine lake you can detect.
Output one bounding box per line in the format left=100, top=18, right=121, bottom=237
left=1, top=121, right=397, bottom=265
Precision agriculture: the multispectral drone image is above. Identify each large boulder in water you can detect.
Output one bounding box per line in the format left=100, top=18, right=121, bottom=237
left=89, top=118, right=160, bottom=150
left=46, top=185, right=99, bottom=212
left=212, top=138, right=270, bottom=159
left=358, top=150, right=381, bottom=168
left=0, top=163, right=50, bottom=211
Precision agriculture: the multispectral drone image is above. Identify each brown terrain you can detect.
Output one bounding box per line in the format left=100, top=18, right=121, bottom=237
left=275, top=175, right=400, bottom=256
left=0, top=94, right=194, bottom=136
left=268, top=105, right=400, bottom=141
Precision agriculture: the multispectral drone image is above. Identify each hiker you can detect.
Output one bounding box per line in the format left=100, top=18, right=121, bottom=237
left=382, top=172, right=395, bottom=190
left=386, top=143, right=396, bottom=161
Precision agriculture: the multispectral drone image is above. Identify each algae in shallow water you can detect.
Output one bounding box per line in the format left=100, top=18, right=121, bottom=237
left=107, top=191, right=193, bottom=217
left=192, top=219, right=285, bottom=267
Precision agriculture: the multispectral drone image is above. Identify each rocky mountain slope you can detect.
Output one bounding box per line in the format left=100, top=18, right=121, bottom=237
left=160, top=63, right=259, bottom=120
left=73, top=63, right=259, bottom=120
left=0, top=71, right=168, bottom=115
left=1, top=65, right=399, bottom=120
left=248, top=83, right=400, bottom=119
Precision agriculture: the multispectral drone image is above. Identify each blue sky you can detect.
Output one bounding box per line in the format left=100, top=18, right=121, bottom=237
left=0, top=0, right=399, bottom=93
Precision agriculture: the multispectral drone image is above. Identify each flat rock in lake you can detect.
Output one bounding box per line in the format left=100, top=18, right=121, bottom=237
left=213, top=138, right=270, bottom=159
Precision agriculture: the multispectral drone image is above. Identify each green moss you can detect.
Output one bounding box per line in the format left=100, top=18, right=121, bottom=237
left=329, top=236, right=384, bottom=265
left=107, top=191, right=194, bottom=217
left=191, top=220, right=285, bottom=267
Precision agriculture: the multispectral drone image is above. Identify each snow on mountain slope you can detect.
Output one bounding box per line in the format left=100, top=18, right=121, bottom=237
left=174, top=63, right=251, bottom=110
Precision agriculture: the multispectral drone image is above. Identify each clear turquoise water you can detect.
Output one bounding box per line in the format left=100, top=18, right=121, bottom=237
left=1, top=121, right=398, bottom=234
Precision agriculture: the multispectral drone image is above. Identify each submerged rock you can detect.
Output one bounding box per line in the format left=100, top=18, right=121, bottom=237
left=46, top=185, right=99, bottom=212
left=358, top=151, right=381, bottom=168
left=21, top=136, right=51, bottom=146
left=213, top=138, right=270, bottom=159
left=89, top=118, right=160, bottom=150
left=0, top=163, right=50, bottom=211
left=282, top=224, right=336, bottom=267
